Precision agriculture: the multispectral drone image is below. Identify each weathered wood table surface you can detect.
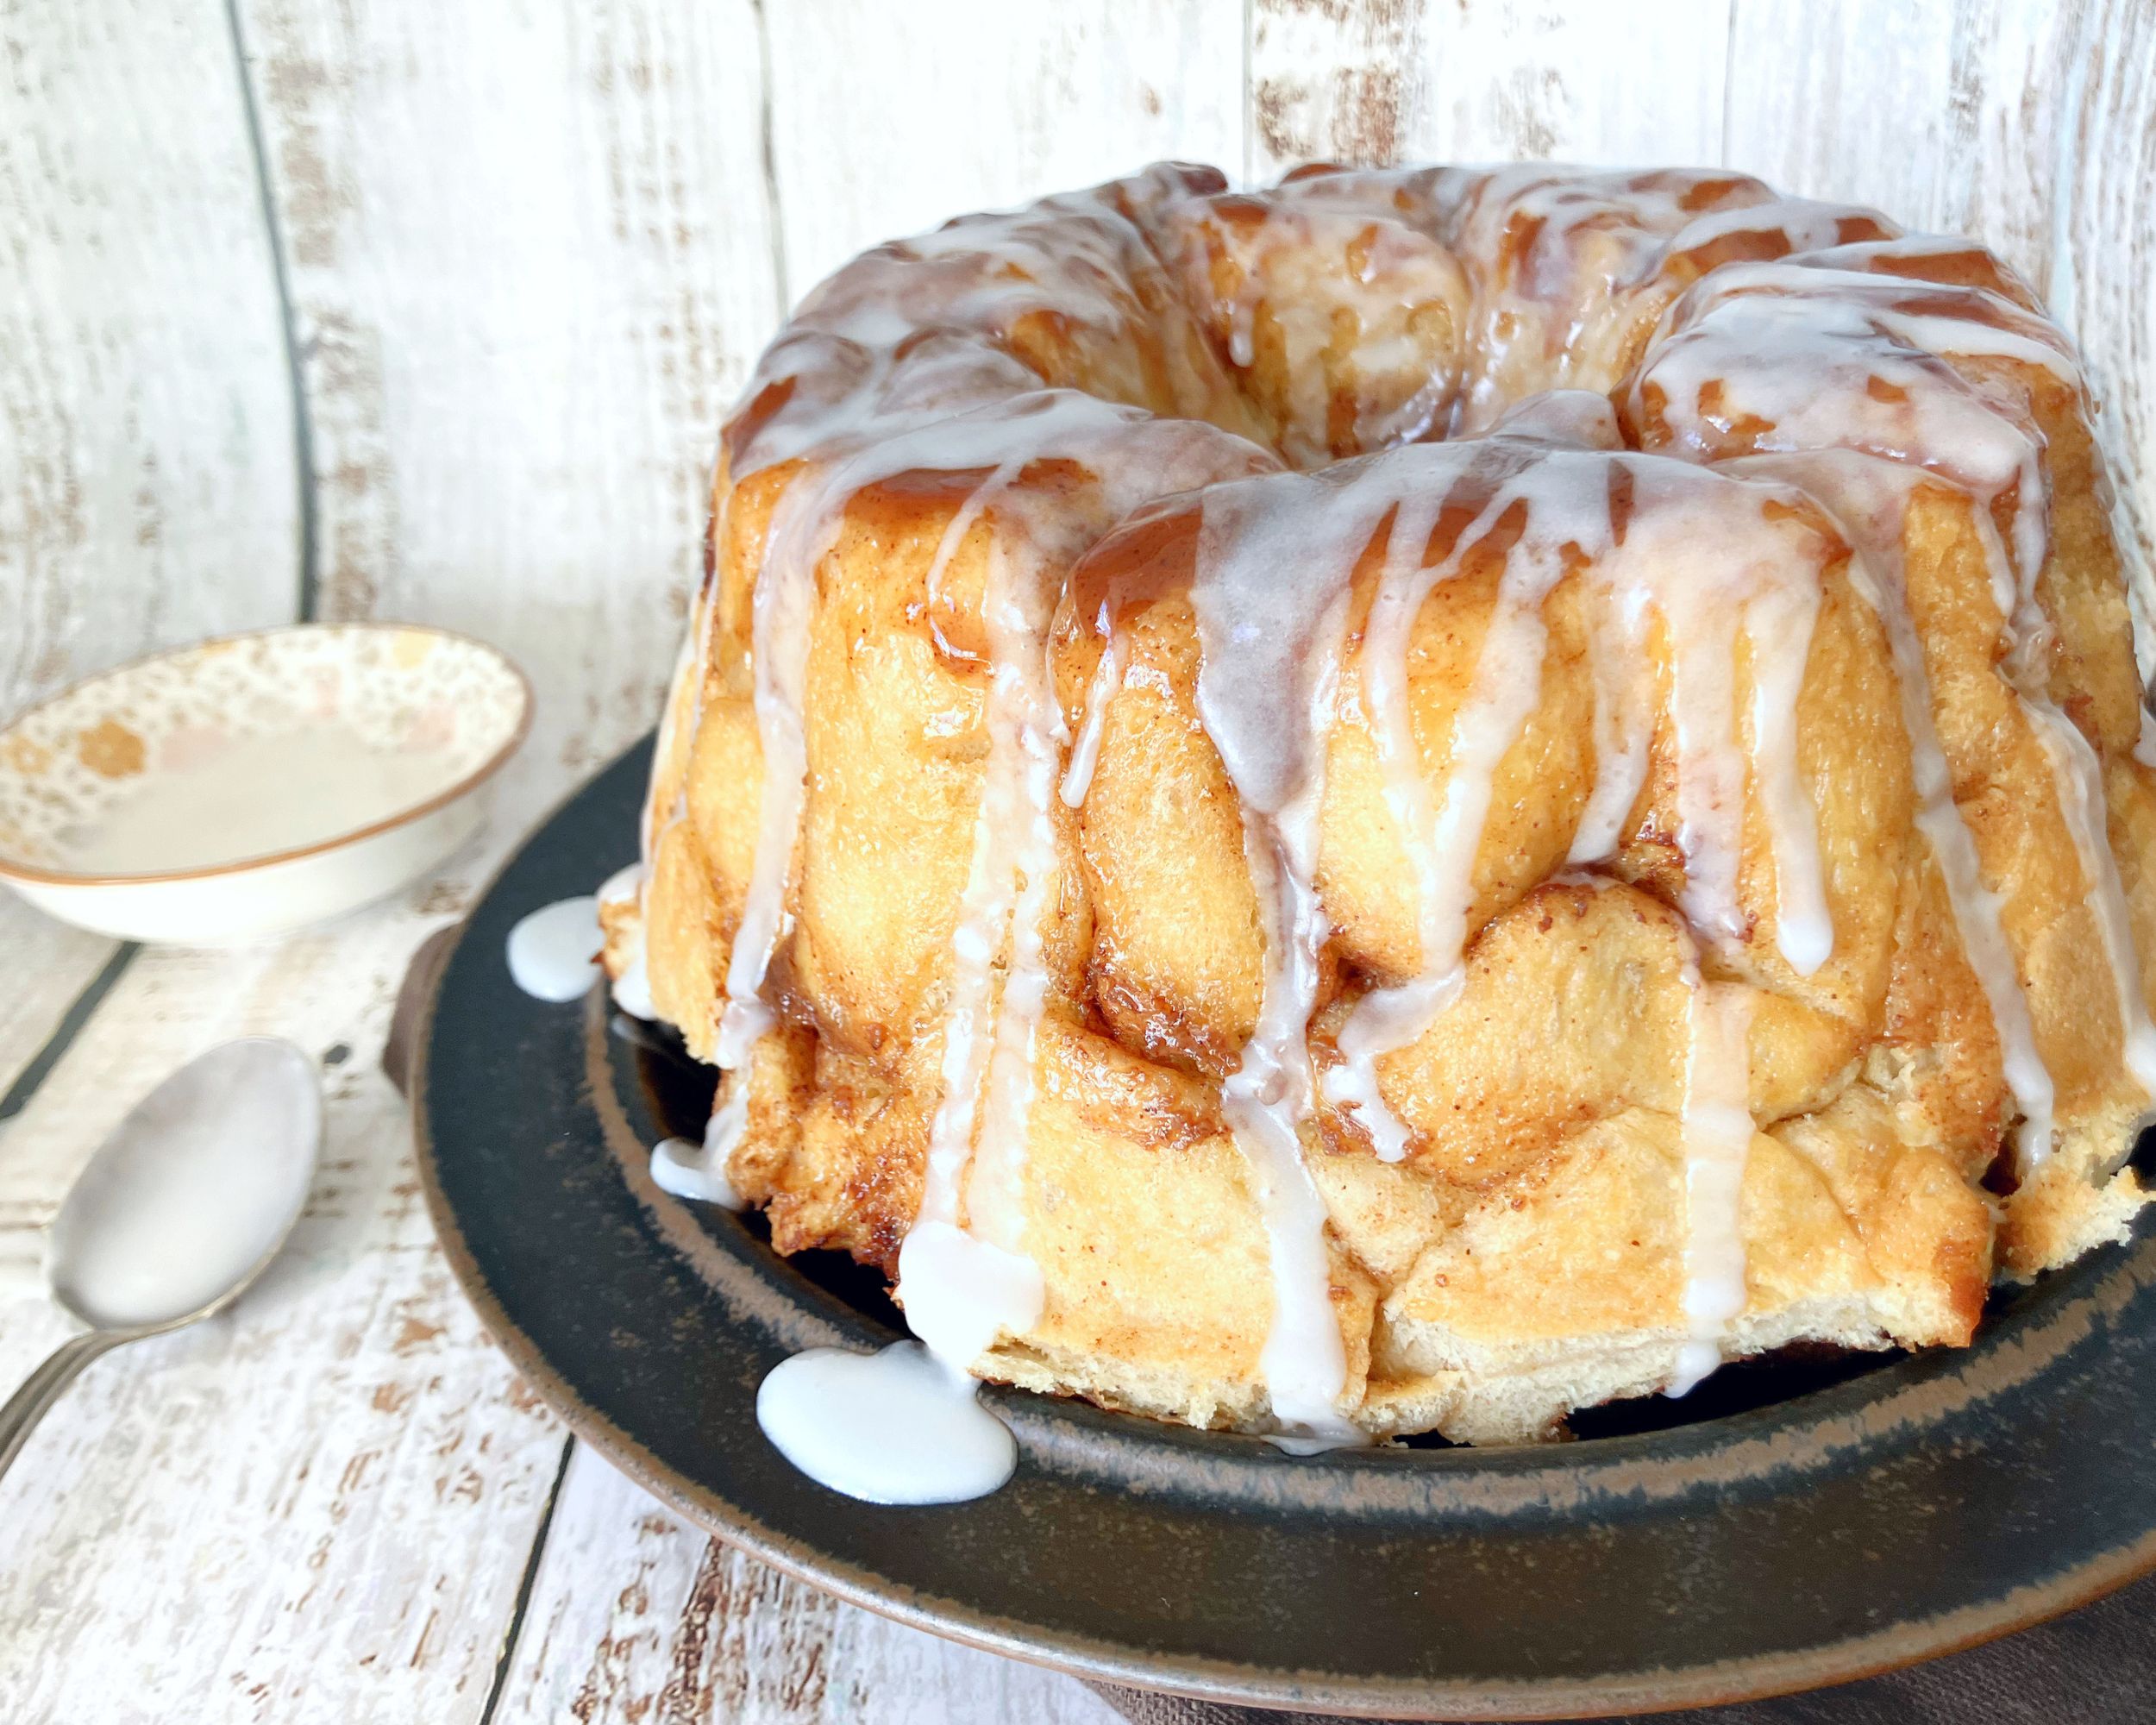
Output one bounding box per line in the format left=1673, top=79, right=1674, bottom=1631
left=3, top=1, right=2152, bottom=1718
left=0, top=887, right=1119, bottom=1724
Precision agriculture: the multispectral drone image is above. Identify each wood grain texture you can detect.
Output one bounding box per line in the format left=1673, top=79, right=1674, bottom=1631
left=764, top=0, right=1246, bottom=301
left=0, top=900, right=116, bottom=1099
left=0, top=892, right=565, bottom=1723
left=2064, top=0, right=2156, bottom=658
left=236, top=0, right=785, bottom=806
left=0, top=2, right=299, bottom=718
left=1249, top=0, right=1731, bottom=176
left=4, top=4, right=2156, bottom=1722
left=492, top=1444, right=1119, bottom=1725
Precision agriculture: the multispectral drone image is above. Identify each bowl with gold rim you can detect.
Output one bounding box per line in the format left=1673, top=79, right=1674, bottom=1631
left=0, top=623, right=530, bottom=944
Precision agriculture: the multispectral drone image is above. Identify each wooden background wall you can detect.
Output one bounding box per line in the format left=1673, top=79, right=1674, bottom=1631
left=8, top=0, right=2153, bottom=773
left=2, top=3, right=2153, bottom=1720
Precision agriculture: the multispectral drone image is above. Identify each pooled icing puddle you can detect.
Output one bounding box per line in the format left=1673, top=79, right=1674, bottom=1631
left=505, top=897, right=602, bottom=1001
left=755, top=1341, right=1019, bottom=1505
left=518, top=866, right=1024, bottom=1503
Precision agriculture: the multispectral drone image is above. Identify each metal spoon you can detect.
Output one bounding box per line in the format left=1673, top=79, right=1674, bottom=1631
left=0, top=1038, right=321, bottom=1482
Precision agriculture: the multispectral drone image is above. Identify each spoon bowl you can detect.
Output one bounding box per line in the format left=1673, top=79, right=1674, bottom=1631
left=46, top=1037, right=321, bottom=1331
left=0, top=1038, right=322, bottom=1480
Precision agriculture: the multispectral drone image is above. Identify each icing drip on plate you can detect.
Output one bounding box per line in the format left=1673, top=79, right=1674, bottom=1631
left=755, top=1340, right=1018, bottom=1505
left=505, top=897, right=602, bottom=1003
left=649, top=1133, right=744, bottom=1209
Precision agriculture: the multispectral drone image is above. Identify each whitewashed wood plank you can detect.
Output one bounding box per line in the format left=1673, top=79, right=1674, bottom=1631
left=1249, top=0, right=1731, bottom=178
left=0, top=2, right=298, bottom=718
left=237, top=0, right=786, bottom=806
left=493, top=1444, right=1121, bottom=1725
left=764, top=0, right=1246, bottom=300
left=0, top=900, right=118, bottom=1101
left=1724, top=0, right=2156, bottom=662
left=0, top=884, right=566, bottom=1724
left=2064, top=1, right=2156, bottom=649
left=1723, top=1, right=2043, bottom=246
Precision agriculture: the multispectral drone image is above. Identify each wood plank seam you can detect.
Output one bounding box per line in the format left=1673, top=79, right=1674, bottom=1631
left=1241, top=0, right=1257, bottom=186
left=479, top=1433, right=579, bottom=1725
left=1720, top=0, right=1742, bottom=165
left=220, top=0, right=319, bottom=622
left=0, top=943, right=138, bottom=1125
left=750, top=0, right=793, bottom=316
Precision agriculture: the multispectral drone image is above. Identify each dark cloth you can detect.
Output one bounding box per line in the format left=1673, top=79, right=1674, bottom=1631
left=1085, top=1568, right=2156, bottom=1723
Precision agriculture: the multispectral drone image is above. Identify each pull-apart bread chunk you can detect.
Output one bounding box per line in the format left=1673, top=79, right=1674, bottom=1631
left=604, top=164, right=2156, bottom=1445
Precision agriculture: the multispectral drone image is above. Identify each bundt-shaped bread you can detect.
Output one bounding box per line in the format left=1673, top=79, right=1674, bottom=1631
left=603, top=164, right=2156, bottom=1445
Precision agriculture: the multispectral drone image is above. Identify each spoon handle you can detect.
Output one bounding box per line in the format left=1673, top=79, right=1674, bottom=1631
left=0, top=1329, right=131, bottom=1484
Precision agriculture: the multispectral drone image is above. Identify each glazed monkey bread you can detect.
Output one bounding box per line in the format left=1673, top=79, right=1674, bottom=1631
left=601, top=163, right=2156, bottom=1446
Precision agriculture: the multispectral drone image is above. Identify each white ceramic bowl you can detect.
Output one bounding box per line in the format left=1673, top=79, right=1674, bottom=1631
left=0, top=624, right=530, bottom=944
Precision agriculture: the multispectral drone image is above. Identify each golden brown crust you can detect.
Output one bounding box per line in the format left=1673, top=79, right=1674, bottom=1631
left=617, top=164, right=2156, bottom=1445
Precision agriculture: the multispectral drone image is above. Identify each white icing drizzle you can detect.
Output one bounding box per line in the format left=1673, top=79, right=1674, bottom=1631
left=887, top=407, right=1273, bottom=1383
left=707, top=397, right=1269, bottom=1162
left=1670, top=964, right=1757, bottom=1395
left=505, top=897, right=602, bottom=1003
left=650, top=1134, right=743, bottom=1209
left=598, top=862, right=655, bottom=1020
left=643, top=1083, right=756, bottom=1207
left=1568, top=577, right=1655, bottom=866
left=1323, top=446, right=1833, bottom=1165
left=609, top=945, right=655, bottom=1024
left=1228, top=813, right=1357, bottom=1447
left=1743, top=575, right=1833, bottom=975
left=1635, top=260, right=2074, bottom=588
left=1601, top=475, right=1833, bottom=973
left=1660, top=197, right=1894, bottom=268
left=1319, top=487, right=1451, bottom=1162
left=900, top=465, right=1050, bottom=1371
left=1059, top=630, right=1125, bottom=809
left=1155, top=439, right=1821, bottom=1433
left=705, top=459, right=820, bottom=1101
left=1323, top=448, right=1605, bottom=1157
left=1964, top=493, right=2156, bottom=1106
left=680, top=183, right=1279, bottom=1496
left=1654, top=235, right=2155, bottom=1138
left=2023, top=693, right=2156, bottom=1099
left=1187, top=466, right=1382, bottom=1446
left=1735, top=449, right=2059, bottom=1170
left=619, top=160, right=2156, bottom=1472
